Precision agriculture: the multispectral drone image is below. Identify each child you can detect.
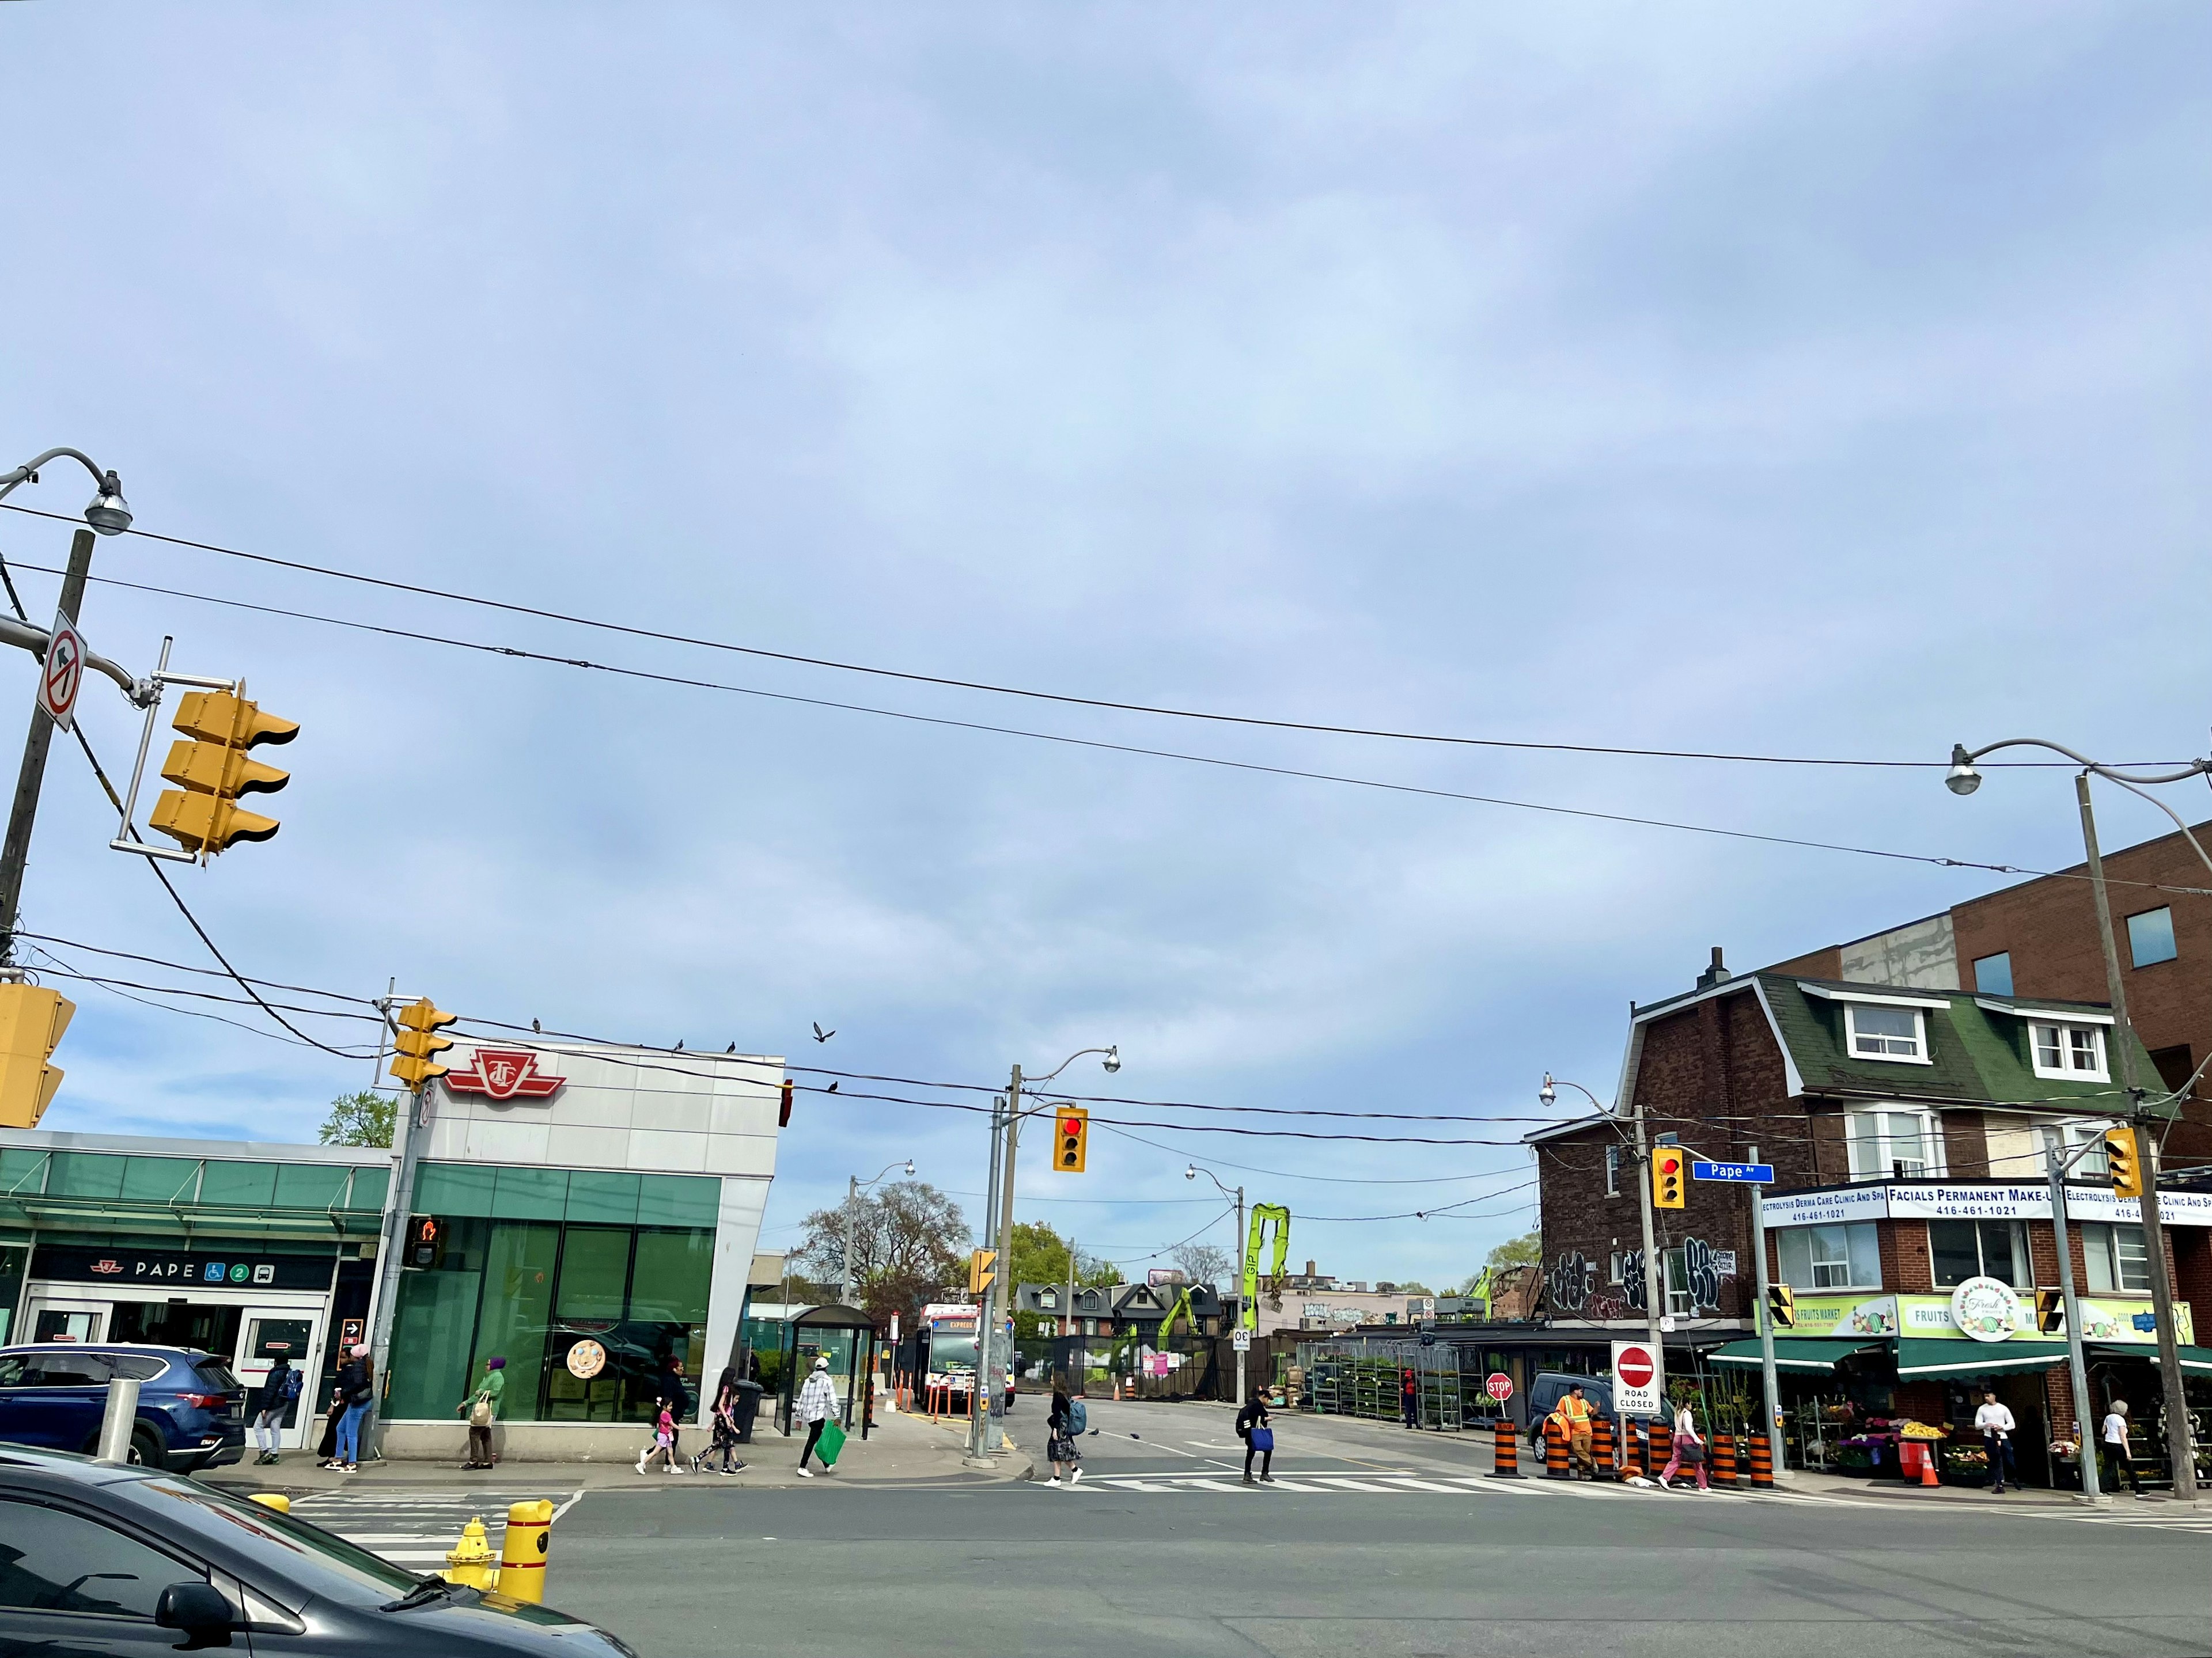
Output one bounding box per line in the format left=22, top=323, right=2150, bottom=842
left=637, top=1399, right=685, bottom=1475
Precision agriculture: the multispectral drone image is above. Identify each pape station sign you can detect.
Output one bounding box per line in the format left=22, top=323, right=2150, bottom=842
left=32, top=1243, right=338, bottom=1292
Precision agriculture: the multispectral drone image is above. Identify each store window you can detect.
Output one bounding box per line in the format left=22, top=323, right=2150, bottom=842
left=2080, top=1222, right=2152, bottom=1294
left=1844, top=1110, right=1945, bottom=1181
left=1929, top=1219, right=2028, bottom=1288
left=1777, top=1221, right=1881, bottom=1289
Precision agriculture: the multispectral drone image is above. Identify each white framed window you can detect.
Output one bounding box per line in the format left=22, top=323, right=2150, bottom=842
left=1603, top=1145, right=1621, bottom=1197
left=2029, top=1021, right=2109, bottom=1082
left=1662, top=1247, right=1691, bottom=1316
left=1844, top=1003, right=1930, bottom=1064
left=1607, top=1250, right=1626, bottom=1285
left=2037, top=1121, right=2111, bottom=1181
left=2081, top=1222, right=2152, bottom=1295
left=1777, top=1221, right=1881, bottom=1290
left=1845, top=1109, right=1946, bottom=1181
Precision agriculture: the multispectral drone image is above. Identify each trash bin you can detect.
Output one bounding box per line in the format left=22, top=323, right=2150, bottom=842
left=732, top=1379, right=764, bottom=1443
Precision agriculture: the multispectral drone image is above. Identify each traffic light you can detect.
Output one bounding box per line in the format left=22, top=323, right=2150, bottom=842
left=147, top=689, right=298, bottom=856
left=968, top=1249, right=997, bottom=1295
left=1652, top=1146, right=1685, bottom=1209
left=1767, top=1283, right=1795, bottom=1330
left=2035, top=1288, right=2065, bottom=1334
left=779, top=1077, right=794, bottom=1128
left=0, top=984, right=74, bottom=1128
left=406, top=1216, right=445, bottom=1270
left=2105, top=1126, right=2144, bottom=1198
left=387, top=998, right=457, bottom=1090
left=1052, top=1106, right=1089, bottom=1173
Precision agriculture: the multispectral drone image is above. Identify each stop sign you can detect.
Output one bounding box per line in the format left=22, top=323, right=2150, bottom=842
left=1615, top=1345, right=1655, bottom=1390
left=1484, top=1372, right=1513, bottom=1402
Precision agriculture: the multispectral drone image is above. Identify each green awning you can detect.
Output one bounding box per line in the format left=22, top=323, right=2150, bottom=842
left=2088, top=1343, right=2212, bottom=1375
left=1895, top=1338, right=2071, bottom=1378
left=1707, top=1338, right=1880, bottom=1374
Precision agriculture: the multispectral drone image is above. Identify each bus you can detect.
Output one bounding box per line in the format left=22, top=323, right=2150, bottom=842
left=918, top=1303, right=1015, bottom=1413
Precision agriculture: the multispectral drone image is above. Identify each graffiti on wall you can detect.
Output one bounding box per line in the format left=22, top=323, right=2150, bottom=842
left=1606, top=1239, right=1733, bottom=1315
left=1546, top=1250, right=1596, bottom=1314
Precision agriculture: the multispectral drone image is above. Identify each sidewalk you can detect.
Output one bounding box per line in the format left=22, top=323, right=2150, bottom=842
left=204, top=1405, right=1033, bottom=1496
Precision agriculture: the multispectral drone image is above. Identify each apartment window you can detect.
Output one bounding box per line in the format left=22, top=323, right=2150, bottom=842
left=1662, top=1247, right=1691, bottom=1317
left=2029, top=1022, right=2108, bottom=1082
left=1844, top=1003, right=1929, bottom=1063
left=1845, top=1109, right=1946, bottom=1181
left=1929, top=1219, right=2028, bottom=1288
left=1603, top=1145, right=1621, bottom=1197
left=1972, top=952, right=2014, bottom=996
left=2127, top=906, right=2177, bottom=968
left=2081, top=1222, right=2152, bottom=1294
left=1777, top=1221, right=1881, bottom=1290
left=1607, top=1251, right=1626, bottom=1285
left=2038, top=1121, right=2110, bottom=1181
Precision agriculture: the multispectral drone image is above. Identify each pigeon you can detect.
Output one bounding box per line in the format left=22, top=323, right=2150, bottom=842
left=532, top=1019, right=541, bottom=1033
left=812, top=1022, right=835, bottom=1044
left=726, top=1042, right=737, bottom=1053
left=826, top=1082, right=840, bottom=1094
left=674, top=1040, right=684, bottom=1051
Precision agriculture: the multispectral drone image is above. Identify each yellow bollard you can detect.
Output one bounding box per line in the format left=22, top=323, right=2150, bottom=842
left=248, top=1493, right=291, bottom=1513
left=497, top=1500, right=554, bottom=1603
left=443, top=1516, right=499, bottom=1590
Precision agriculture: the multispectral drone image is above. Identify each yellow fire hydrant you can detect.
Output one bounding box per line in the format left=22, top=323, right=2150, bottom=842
left=248, top=1494, right=291, bottom=1513
left=444, top=1516, right=499, bottom=1590
left=497, top=1500, right=554, bottom=1604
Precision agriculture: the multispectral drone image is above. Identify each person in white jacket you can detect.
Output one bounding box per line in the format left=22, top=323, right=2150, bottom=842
left=795, top=1356, right=839, bottom=1477
left=1973, top=1390, right=2017, bottom=1494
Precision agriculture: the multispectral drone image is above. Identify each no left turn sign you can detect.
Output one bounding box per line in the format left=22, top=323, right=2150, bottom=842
left=37, top=610, right=85, bottom=732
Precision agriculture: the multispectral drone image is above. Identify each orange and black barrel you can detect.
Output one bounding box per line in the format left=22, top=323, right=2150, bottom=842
left=1543, top=1419, right=1570, bottom=1479
left=1593, top=1417, right=1616, bottom=1478
left=1711, top=1433, right=1738, bottom=1486
left=1649, top=1423, right=1673, bottom=1473
left=1747, top=1433, right=1775, bottom=1488
left=1488, top=1418, right=1522, bottom=1479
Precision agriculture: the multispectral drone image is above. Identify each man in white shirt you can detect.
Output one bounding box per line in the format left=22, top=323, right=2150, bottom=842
left=2100, top=1399, right=2141, bottom=1494
left=1973, top=1390, right=2017, bottom=1494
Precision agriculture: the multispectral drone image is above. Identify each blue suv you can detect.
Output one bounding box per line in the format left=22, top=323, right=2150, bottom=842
left=0, top=1345, right=247, bottom=1471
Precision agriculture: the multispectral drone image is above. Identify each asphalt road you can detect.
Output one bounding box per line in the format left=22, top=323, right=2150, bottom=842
left=341, top=1399, right=2212, bottom=1658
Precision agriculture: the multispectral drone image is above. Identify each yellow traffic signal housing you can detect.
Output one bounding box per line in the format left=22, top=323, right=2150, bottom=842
left=0, top=984, right=73, bottom=1129
left=1767, top=1283, right=1795, bottom=1330
left=1052, top=1106, right=1089, bottom=1173
left=2035, top=1288, right=2065, bottom=1334
left=1652, top=1146, right=1685, bottom=1209
left=149, top=689, right=299, bottom=856
left=388, top=998, right=457, bottom=1090
left=2105, top=1126, right=2144, bottom=1198
left=967, top=1249, right=997, bottom=1295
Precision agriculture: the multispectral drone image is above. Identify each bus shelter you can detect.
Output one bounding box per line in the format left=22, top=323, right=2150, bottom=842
left=768, top=1303, right=880, bottom=1436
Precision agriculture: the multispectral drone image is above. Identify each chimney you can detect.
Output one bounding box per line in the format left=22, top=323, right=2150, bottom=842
left=1696, top=946, right=1731, bottom=990
left=1305, top=1260, right=1316, bottom=1278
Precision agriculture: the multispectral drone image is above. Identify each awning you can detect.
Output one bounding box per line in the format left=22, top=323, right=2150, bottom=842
left=2087, top=1343, right=2212, bottom=1375
left=1895, top=1338, right=2071, bottom=1378
left=1707, top=1338, right=1880, bottom=1374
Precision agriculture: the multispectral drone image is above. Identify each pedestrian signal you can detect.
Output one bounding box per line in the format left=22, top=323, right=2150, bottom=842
left=388, top=998, right=457, bottom=1090
left=968, top=1249, right=997, bottom=1295
left=1053, top=1106, right=1089, bottom=1173
left=2105, top=1126, right=2143, bottom=1198
left=148, top=689, right=298, bottom=856
left=1652, top=1147, right=1685, bottom=1209
left=2035, top=1288, right=2065, bottom=1334
left=407, top=1216, right=445, bottom=1269
left=1767, top=1283, right=1795, bottom=1330
left=0, top=984, right=74, bottom=1129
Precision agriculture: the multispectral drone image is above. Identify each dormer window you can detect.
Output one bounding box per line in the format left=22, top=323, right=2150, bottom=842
left=2030, top=1021, right=2108, bottom=1082
left=1845, top=1003, right=1929, bottom=1063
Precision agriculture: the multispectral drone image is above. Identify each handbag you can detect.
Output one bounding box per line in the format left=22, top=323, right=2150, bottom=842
left=469, top=1395, right=494, bottom=1428
left=815, top=1418, right=847, bottom=1467
left=1678, top=1436, right=1706, bottom=1466
left=1248, top=1426, right=1275, bottom=1452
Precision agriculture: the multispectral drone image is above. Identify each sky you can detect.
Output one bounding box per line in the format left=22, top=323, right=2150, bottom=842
left=1, top=3, right=2207, bottom=1292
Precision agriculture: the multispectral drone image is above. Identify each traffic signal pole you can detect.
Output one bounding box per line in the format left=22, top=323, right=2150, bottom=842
left=0, top=528, right=94, bottom=964
left=1630, top=1106, right=1665, bottom=1401
left=2046, top=1141, right=2104, bottom=1502
left=1746, top=1147, right=1782, bottom=1456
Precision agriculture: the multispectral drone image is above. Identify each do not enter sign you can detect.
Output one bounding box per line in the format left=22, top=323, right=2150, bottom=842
left=1611, top=1340, right=1661, bottom=1416
left=1484, top=1372, right=1513, bottom=1403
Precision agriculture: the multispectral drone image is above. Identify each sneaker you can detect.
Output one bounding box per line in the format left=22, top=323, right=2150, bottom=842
left=797, top=1467, right=814, bottom=1478
left=1657, top=1477, right=1671, bottom=1489
left=1070, top=1467, right=1082, bottom=1485
left=1260, top=1474, right=1276, bottom=1485
left=1047, top=1476, right=1061, bottom=1486
left=635, top=1454, right=649, bottom=1474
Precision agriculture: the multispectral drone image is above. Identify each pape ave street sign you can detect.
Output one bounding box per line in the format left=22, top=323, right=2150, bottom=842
left=1611, top=1340, right=1662, bottom=1416
left=1692, top=1159, right=1775, bottom=1185
left=36, top=610, right=84, bottom=732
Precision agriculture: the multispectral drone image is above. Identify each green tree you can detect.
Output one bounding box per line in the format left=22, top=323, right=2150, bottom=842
left=318, top=1089, right=396, bottom=1148
left=1008, top=1221, right=1119, bottom=1338
left=789, top=1181, right=969, bottom=1330
left=1482, top=1231, right=1540, bottom=1273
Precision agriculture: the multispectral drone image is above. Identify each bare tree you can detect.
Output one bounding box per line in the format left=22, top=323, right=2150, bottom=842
left=1172, top=1241, right=1234, bottom=1289
left=790, top=1181, right=969, bottom=1328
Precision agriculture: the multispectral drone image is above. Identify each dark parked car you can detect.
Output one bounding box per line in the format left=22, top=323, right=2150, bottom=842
left=0, top=1344, right=246, bottom=1470
left=1524, top=1371, right=1620, bottom=1443
left=0, top=1443, right=634, bottom=1655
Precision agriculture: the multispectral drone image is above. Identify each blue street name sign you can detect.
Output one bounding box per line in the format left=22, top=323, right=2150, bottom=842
left=1692, top=1160, right=1775, bottom=1185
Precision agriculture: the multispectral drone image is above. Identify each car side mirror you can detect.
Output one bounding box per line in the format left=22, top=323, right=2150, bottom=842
left=156, top=1581, right=235, bottom=1645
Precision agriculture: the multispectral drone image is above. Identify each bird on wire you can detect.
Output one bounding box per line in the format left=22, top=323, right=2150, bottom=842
left=813, top=1022, right=836, bottom=1043
left=826, top=1082, right=840, bottom=1093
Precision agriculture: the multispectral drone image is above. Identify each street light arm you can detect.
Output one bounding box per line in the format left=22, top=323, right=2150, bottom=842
left=0, top=449, right=111, bottom=501
left=0, top=615, right=152, bottom=705
left=1960, top=737, right=2212, bottom=789
left=1024, top=1047, right=1118, bottom=1085
left=1185, top=1163, right=1235, bottom=1201
left=1545, top=1077, right=1609, bottom=1113
left=856, top=1158, right=913, bottom=1189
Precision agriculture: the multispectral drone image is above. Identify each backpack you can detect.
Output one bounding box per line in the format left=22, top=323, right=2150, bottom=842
left=279, top=1367, right=303, bottom=1403
left=1067, top=1399, right=1088, bottom=1435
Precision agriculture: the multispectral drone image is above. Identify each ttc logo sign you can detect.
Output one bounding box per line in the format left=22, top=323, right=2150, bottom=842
left=444, top=1048, right=565, bottom=1103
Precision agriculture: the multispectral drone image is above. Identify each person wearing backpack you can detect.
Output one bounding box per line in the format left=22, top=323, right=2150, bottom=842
left=1046, top=1387, right=1086, bottom=1486
left=457, top=1356, right=506, bottom=1469
left=251, top=1355, right=298, bottom=1466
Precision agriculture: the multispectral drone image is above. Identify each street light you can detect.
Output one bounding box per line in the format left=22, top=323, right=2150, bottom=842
left=841, top=1158, right=915, bottom=1307
left=1948, top=734, right=2212, bottom=1505
left=1186, top=1162, right=1248, bottom=1404
left=0, top=449, right=131, bottom=534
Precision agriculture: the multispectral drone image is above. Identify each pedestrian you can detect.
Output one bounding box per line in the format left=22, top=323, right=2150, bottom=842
left=457, top=1356, right=505, bottom=1470
left=1237, top=1384, right=1275, bottom=1485
left=1401, top=1368, right=1419, bottom=1430
left=794, top=1355, right=838, bottom=1477
left=1559, top=1383, right=1597, bottom=1480
left=332, top=1344, right=374, bottom=1473
left=2101, top=1399, right=2141, bottom=1494
left=1974, top=1388, right=2016, bottom=1494
left=1656, top=1399, right=1708, bottom=1491
left=251, top=1354, right=298, bottom=1466
left=636, top=1398, right=683, bottom=1475
left=315, top=1382, right=343, bottom=1467
left=699, top=1365, right=747, bottom=1475
left=1046, top=1386, right=1086, bottom=1486
left=658, top=1356, right=692, bottom=1466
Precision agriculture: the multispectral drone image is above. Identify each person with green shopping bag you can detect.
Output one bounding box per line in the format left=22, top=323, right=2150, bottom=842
left=457, top=1356, right=505, bottom=1470
left=795, top=1356, right=844, bottom=1476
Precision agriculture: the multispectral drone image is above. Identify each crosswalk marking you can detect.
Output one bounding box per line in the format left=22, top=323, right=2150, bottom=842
left=287, top=1489, right=584, bottom=1571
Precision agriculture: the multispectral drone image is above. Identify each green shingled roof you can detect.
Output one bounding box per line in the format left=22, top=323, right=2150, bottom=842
left=1756, top=974, right=2168, bottom=1116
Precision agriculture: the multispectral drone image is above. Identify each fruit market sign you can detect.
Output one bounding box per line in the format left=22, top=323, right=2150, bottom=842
left=1948, top=1276, right=2024, bottom=1343
left=1786, top=1291, right=2194, bottom=1345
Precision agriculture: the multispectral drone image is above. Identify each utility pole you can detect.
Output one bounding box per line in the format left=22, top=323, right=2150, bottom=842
left=842, top=1176, right=859, bottom=1307
left=1631, top=1107, right=1666, bottom=1401
left=990, top=1063, right=1025, bottom=1445
left=1232, top=1183, right=1246, bottom=1406
left=1746, top=1145, right=1781, bottom=1454
left=967, top=1093, right=1005, bottom=1464
left=1063, top=1234, right=1077, bottom=1386
left=2046, top=1140, right=2105, bottom=1503
left=2073, top=773, right=2196, bottom=1503
left=0, top=528, right=94, bottom=963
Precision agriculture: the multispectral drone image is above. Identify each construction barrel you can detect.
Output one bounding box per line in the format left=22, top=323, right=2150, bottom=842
left=1711, top=1433, right=1738, bottom=1487
left=1593, top=1417, right=1615, bottom=1479
left=1488, top=1418, right=1522, bottom=1478
left=1747, top=1433, right=1775, bottom=1489
left=1543, top=1419, right=1570, bottom=1479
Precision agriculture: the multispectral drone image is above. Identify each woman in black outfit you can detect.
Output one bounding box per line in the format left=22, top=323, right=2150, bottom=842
left=1236, top=1387, right=1275, bottom=1485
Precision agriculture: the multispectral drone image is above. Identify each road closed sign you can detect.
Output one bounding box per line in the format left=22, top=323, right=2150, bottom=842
left=1611, top=1340, right=1662, bottom=1417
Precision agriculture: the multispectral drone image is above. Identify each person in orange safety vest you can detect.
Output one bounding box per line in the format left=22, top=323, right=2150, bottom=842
left=1551, top=1383, right=1598, bottom=1479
